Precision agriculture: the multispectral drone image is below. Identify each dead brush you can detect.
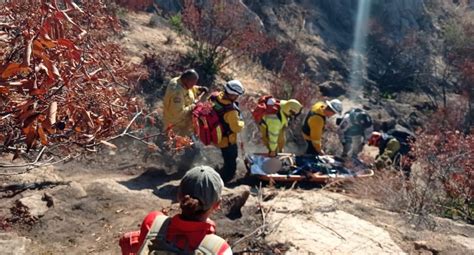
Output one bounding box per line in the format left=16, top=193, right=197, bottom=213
left=347, top=170, right=410, bottom=212
left=0, top=0, right=146, bottom=157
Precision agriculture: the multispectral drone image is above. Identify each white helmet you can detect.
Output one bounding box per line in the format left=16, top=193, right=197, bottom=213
left=224, top=80, right=245, bottom=96
left=325, top=99, right=343, bottom=115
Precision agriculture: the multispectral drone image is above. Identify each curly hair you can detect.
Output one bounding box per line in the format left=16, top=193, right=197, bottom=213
left=179, top=195, right=206, bottom=220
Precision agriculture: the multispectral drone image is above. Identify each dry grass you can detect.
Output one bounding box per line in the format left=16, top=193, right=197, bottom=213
left=347, top=161, right=473, bottom=228
left=347, top=170, right=409, bottom=211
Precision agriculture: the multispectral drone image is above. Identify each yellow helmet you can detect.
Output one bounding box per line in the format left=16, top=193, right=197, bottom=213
left=280, top=99, right=303, bottom=117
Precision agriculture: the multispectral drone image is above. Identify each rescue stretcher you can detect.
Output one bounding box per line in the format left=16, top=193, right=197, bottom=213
left=244, top=153, right=374, bottom=184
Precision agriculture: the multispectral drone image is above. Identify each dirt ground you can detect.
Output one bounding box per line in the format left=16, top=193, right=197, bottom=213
left=0, top=144, right=264, bottom=254
left=2, top=146, right=473, bottom=254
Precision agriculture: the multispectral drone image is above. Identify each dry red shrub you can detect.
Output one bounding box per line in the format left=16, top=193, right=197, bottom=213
left=182, top=0, right=273, bottom=69
left=0, top=0, right=145, bottom=154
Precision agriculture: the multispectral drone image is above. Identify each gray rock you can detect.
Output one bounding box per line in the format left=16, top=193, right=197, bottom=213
left=18, top=194, right=49, bottom=218
left=319, top=81, right=346, bottom=97
left=317, top=0, right=356, bottom=32
left=414, top=240, right=441, bottom=254
left=43, top=192, right=54, bottom=207
left=155, top=0, right=265, bottom=32
left=69, top=181, right=88, bottom=199
left=221, top=186, right=251, bottom=220
left=154, top=0, right=183, bottom=14
left=376, top=0, right=429, bottom=39
left=0, top=233, right=31, bottom=255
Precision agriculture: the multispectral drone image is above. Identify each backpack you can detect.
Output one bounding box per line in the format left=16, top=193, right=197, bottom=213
left=338, top=109, right=372, bottom=137
left=119, top=230, right=141, bottom=255
left=192, top=93, right=235, bottom=146
left=349, top=109, right=372, bottom=129
left=386, top=125, right=416, bottom=155
left=252, top=95, right=280, bottom=124
left=137, top=215, right=226, bottom=255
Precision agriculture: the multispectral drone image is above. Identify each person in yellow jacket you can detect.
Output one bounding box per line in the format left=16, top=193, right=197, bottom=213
left=209, top=80, right=245, bottom=183
left=259, top=99, right=303, bottom=157
left=163, top=69, right=208, bottom=136
left=302, top=99, right=342, bottom=155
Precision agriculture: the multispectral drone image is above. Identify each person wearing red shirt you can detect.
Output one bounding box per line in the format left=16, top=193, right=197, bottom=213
left=119, top=166, right=232, bottom=255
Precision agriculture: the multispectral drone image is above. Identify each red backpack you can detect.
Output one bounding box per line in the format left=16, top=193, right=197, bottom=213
left=252, top=95, right=280, bottom=123
left=192, top=93, right=235, bottom=146
left=119, top=231, right=141, bottom=255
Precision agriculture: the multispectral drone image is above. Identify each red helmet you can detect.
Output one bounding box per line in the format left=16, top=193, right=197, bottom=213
left=368, top=131, right=382, bottom=146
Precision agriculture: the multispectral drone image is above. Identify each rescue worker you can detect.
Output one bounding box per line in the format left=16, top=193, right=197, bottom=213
left=367, top=128, right=415, bottom=176
left=337, top=108, right=373, bottom=159
left=302, top=99, right=343, bottom=155
left=259, top=99, right=303, bottom=157
left=209, top=80, right=245, bottom=183
left=119, top=166, right=232, bottom=255
left=163, top=69, right=208, bottom=136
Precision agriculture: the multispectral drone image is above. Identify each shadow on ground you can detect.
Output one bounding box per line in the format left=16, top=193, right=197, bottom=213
left=118, top=167, right=187, bottom=201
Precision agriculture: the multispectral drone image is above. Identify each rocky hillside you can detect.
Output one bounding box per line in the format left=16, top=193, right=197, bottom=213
left=244, top=0, right=433, bottom=78
left=151, top=0, right=472, bottom=132
left=1, top=1, right=473, bottom=255
left=155, top=0, right=440, bottom=84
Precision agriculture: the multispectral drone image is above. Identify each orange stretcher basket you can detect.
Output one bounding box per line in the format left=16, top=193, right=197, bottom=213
left=244, top=153, right=374, bottom=184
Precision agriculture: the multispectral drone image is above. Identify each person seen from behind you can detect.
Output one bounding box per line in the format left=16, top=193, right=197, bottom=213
left=119, top=165, right=231, bottom=255
left=336, top=108, right=373, bottom=160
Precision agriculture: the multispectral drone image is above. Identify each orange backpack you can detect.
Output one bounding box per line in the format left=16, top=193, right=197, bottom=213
left=252, top=95, right=280, bottom=123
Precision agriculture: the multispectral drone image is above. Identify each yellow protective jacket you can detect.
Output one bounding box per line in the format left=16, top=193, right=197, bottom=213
left=259, top=110, right=288, bottom=153
left=210, top=92, right=244, bottom=148
left=302, top=101, right=327, bottom=154
left=163, top=77, right=198, bottom=136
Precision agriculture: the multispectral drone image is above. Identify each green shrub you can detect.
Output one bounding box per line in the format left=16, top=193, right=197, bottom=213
left=169, top=14, right=184, bottom=33
left=180, top=42, right=221, bottom=86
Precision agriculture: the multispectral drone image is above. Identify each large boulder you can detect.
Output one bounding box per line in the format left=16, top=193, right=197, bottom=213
left=264, top=190, right=406, bottom=254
